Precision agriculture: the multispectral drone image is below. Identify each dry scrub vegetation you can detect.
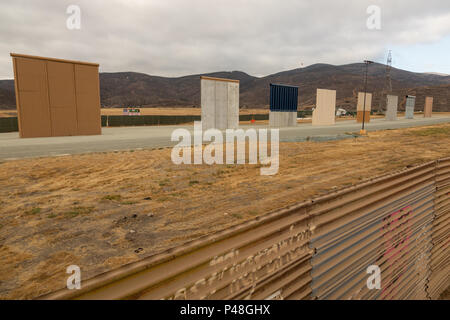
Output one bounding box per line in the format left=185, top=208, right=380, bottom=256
left=1, top=123, right=450, bottom=299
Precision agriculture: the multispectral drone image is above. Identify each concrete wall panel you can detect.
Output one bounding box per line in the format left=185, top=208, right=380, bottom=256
left=201, top=76, right=239, bottom=130
left=270, top=111, right=297, bottom=127
left=269, top=111, right=278, bottom=127
left=215, top=81, right=228, bottom=130
left=227, top=82, right=239, bottom=129
left=201, top=78, right=216, bottom=131
left=312, top=89, right=336, bottom=126
left=405, top=96, right=416, bottom=119
left=289, top=111, right=297, bottom=126
left=424, top=97, right=433, bottom=118
left=283, top=112, right=289, bottom=127
left=405, top=107, right=414, bottom=119
left=385, top=95, right=398, bottom=121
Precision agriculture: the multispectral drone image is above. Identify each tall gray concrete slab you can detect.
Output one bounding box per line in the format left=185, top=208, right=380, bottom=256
left=288, top=111, right=297, bottom=126
left=201, top=77, right=239, bottom=131
left=405, top=107, right=414, bottom=119
left=201, top=78, right=216, bottom=130
left=215, top=81, right=228, bottom=130
left=385, top=95, right=398, bottom=121
left=405, top=96, right=416, bottom=119
left=227, top=82, right=239, bottom=129
left=269, top=111, right=279, bottom=127
left=278, top=112, right=288, bottom=128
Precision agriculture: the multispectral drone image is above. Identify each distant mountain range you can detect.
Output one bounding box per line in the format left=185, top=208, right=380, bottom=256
left=1, top=62, right=449, bottom=112
left=424, top=72, right=449, bottom=77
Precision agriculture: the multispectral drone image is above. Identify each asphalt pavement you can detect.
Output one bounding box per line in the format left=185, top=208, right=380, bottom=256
left=1, top=115, right=449, bottom=160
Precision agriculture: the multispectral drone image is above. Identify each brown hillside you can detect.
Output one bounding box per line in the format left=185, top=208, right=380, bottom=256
left=1, top=63, right=449, bottom=111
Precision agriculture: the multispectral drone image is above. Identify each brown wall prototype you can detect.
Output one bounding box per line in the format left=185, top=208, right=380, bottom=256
left=11, top=53, right=101, bottom=138
left=356, top=92, right=372, bottom=123
left=424, top=97, right=433, bottom=118
left=41, top=158, right=450, bottom=300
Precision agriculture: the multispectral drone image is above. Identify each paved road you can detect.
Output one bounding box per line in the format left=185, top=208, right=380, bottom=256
left=1, top=115, right=450, bottom=160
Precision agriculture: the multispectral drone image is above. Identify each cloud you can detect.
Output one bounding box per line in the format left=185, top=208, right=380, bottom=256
left=0, top=0, right=449, bottom=79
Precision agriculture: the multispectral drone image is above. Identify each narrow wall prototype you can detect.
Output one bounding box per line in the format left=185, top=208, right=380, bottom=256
left=200, top=76, right=239, bottom=131
left=11, top=53, right=101, bottom=138
left=356, top=92, right=372, bottom=123
left=269, top=84, right=298, bottom=127
left=424, top=97, right=433, bottom=118
left=312, top=89, right=336, bottom=126
left=405, top=95, right=416, bottom=119
left=385, top=95, right=398, bottom=121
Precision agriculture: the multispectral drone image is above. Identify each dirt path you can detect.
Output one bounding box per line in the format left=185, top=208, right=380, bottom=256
left=1, top=123, right=450, bottom=299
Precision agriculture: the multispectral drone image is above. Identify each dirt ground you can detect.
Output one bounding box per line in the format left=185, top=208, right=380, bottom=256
left=440, top=287, right=450, bottom=300
left=1, top=123, right=450, bottom=299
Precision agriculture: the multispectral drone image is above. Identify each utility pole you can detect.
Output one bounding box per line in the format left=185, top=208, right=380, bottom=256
left=361, top=60, right=374, bottom=135
left=385, top=50, right=393, bottom=92
left=378, top=50, right=393, bottom=113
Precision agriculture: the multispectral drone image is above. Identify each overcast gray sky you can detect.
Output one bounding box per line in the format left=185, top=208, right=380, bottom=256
left=1, top=0, right=450, bottom=79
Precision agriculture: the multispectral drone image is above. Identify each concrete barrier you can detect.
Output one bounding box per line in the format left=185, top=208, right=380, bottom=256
left=313, top=89, right=336, bottom=126
left=201, top=76, right=239, bottom=131
left=405, top=96, right=416, bottom=119
left=385, top=95, right=398, bottom=121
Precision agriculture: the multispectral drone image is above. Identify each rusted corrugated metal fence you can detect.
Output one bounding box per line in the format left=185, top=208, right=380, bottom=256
left=41, top=158, right=450, bottom=300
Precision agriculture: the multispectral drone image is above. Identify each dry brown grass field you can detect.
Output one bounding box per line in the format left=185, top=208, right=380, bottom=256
left=1, top=123, right=450, bottom=299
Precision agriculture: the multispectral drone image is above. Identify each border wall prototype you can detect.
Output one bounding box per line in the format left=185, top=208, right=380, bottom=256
left=201, top=76, right=239, bottom=131
left=269, top=84, right=298, bottom=127
left=40, top=157, right=450, bottom=300
left=312, top=89, right=336, bottom=126
left=424, top=97, right=433, bottom=118
left=357, top=92, right=372, bottom=123
left=385, top=95, right=398, bottom=121
left=10, top=53, right=101, bottom=138
left=405, top=95, right=416, bottom=119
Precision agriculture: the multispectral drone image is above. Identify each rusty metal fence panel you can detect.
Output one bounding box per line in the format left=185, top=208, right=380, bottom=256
left=308, top=162, right=436, bottom=299
left=40, top=159, right=449, bottom=300
left=428, top=157, right=450, bottom=299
